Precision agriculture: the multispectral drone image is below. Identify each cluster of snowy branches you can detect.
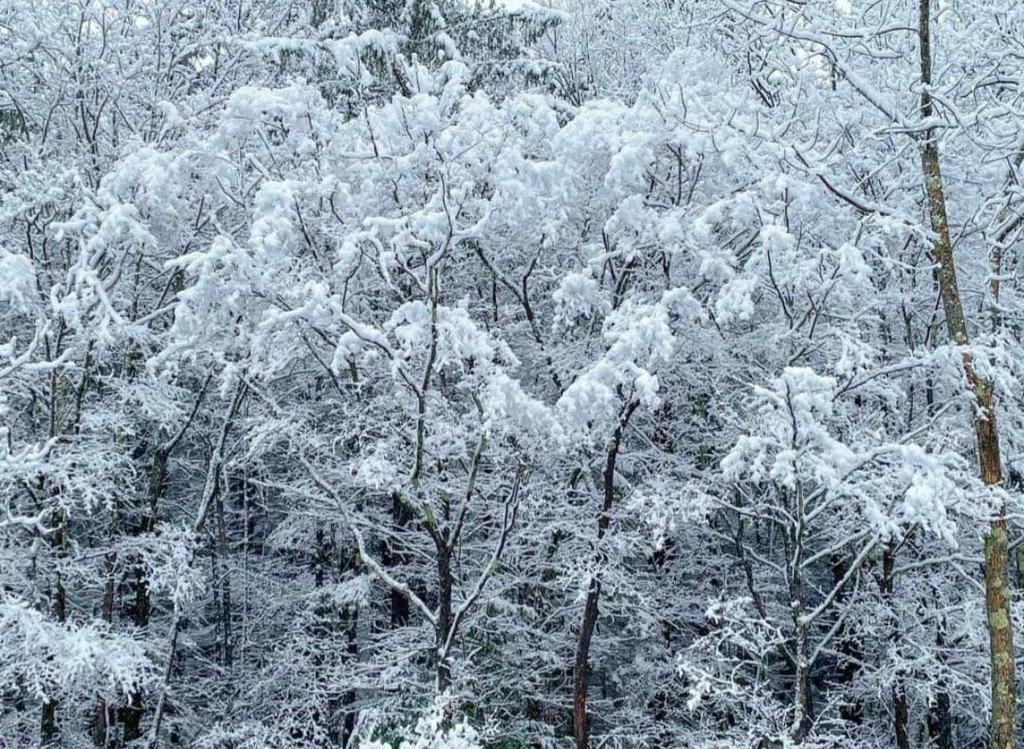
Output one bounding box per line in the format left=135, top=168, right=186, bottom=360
left=3, top=0, right=1024, bottom=747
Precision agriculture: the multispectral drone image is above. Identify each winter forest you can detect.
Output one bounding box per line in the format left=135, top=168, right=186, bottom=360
left=7, top=0, right=1024, bottom=747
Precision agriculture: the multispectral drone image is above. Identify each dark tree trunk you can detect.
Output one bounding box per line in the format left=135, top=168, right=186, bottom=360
left=41, top=506, right=67, bottom=747
left=833, top=553, right=864, bottom=726
left=312, top=524, right=338, bottom=743
left=572, top=401, right=637, bottom=749
left=881, top=550, right=909, bottom=749
left=927, top=682, right=953, bottom=749
left=384, top=491, right=412, bottom=628
left=215, top=490, right=233, bottom=668
left=93, top=496, right=119, bottom=747
left=123, top=446, right=170, bottom=744
left=572, top=580, right=601, bottom=749
left=341, top=546, right=360, bottom=746
left=436, top=544, right=453, bottom=696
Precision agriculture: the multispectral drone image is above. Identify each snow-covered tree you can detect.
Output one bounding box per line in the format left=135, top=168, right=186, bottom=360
left=4, top=1, right=1024, bottom=747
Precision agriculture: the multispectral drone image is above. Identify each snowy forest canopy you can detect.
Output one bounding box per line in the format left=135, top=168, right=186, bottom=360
left=3, top=0, right=1024, bottom=747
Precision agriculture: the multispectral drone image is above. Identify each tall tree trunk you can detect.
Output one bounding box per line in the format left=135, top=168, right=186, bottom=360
left=41, top=508, right=67, bottom=747
left=149, top=385, right=243, bottom=749
left=436, top=544, right=453, bottom=696
left=881, top=549, right=910, bottom=749
left=93, top=496, right=119, bottom=747
left=833, top=553, right=865, bottom=727
left=572, top=401, right=637, bottom=749
left=918, top=2, right=1014, bottom=746
left=311, top=524, right=338, bottom=743
left=215, top=490, right=233, bottom=669
left=341, top=546, right=360, bottom=746
left=927, top=675, right=954, bottom=749
left=789, top=484, right=812, bottom=743
left=123, top=446, right=170, bottom=744
left=384, top=491, right=412, bottom=628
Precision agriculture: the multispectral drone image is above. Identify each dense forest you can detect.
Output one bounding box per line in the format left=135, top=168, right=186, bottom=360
left=3, top=0, right=1024, bottom=747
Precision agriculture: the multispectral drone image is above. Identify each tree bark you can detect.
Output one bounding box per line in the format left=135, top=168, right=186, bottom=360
left=573, top=400, right=637, bottom=749
left=41, top=508, right=67, bottom=747
left=214, top=490, right=233, bottom=669
left=93, top=496, right=118, bottom=747
left=123, top=445, right=170, bottom=744
left=918, top=2, right=1014, bottom=746
left=881, top=549, right=909, bottom=749
left=789, top=487, right=812, bottom=743
left=928, top=679, right=954, bottom=749
left=833, top=553, right=865, bottom=727
left=341, top=546, right=360, bottom=746
left=384, top=491, right=412, bottom=628
left=436, top=544, right=453, bottom=696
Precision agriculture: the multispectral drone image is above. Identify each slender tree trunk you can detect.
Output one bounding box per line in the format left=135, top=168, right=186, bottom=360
left=572, top=401, right=637, bottom=749
left=93, top=497, right=119, bottom=747
left=341, top=546, right=360, bottom=746
left=311, top=525, right=338, bottom=744
left=928, top=677, right=954, bottom=749
left=789, top=489, right=812, bottom=744
left=41, top=508, right=67, bottom=747
left=436, top=544, right=453, bottom=696
left=384, top=491, right=412, bottom=628
left=573, top=580, right=601, bottom=749
left=149, top=386, right=243, bottom=749
left=791, top=620, right=812, bottom=743
left=215, top=491, right=233, bottom=668
left=123, top=446, right=170, bottom=743
left=134, top=448, right=167, bottom=626
left=881, top=549, right=910, bottom=749
left=41, top=700, right=59, bottom=747
left=833, top=553, right=865, bottom=727
left=918, top=2, right=1014, bottom=746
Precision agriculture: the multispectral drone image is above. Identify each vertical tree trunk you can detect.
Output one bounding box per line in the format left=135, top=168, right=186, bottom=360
left=215, top=490, right=233, bottom=669
left=881, top=549, right=910, bottom=749
left=123, top=445, right=170, bottom=744
left=918, top=2, right=1014, bottom=746
left=384, top=491, right=412, bottom=628
left=928, top=677, right=954, bottom=749
left=789, top=488, right=812, bottom=744
left=341, top=546, right=360, bottom=746
left=791, top=620, right=812, bottom=743
left=40, top=700, right=58, bottom=747
left=833, top=553, right=865, bottom=727
left=311, top=524, right=337, bottom=743
left=928, top=624, right=955, bottom=749
left=93, top=497, right=119, bottom=747
left=41, top=508, right=67, bottom=747
left=573, top=401, right=637, bottom=749
left=134, top=448, right=168, bottom=627
left=149, top=386, right=243, bottom=749
left=436, top=544, right=453, bottom=697
left=573, top=581, right=601, bottom=749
